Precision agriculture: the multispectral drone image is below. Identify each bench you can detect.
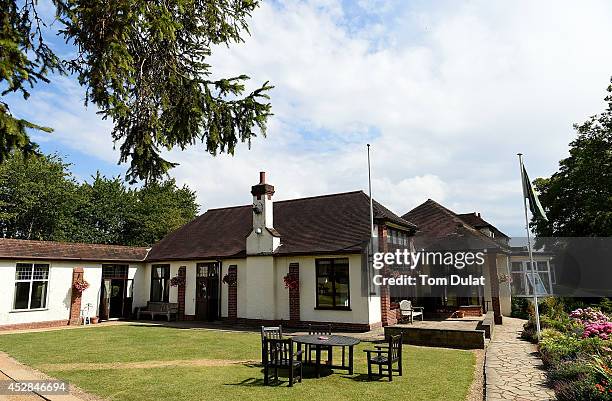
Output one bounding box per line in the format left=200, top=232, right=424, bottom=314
left=136, top=302, right=179, bottom=321
left=399, top=300, right=424, bottom=324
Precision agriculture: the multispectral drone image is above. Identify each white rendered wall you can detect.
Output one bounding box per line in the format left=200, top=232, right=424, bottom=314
left=0, top=260, right=146, bottom=326
left=245, top=255, right=276, bottom=320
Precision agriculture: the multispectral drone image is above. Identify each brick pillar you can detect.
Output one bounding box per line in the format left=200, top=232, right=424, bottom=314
left=487, top=253, right=503, bottom=325
left=177, top=266, right=186, bottom=320
left=288, top=263, right=300, bottom=322
left=69, top=267, right=84, bottom=325
left=227, top=265, right=237, bottom=321
left=378, top=225, right=397, bottom=326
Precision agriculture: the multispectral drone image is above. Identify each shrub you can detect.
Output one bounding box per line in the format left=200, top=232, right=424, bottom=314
left=511, top=297, right=531, bottom=319
left=539, top=330, right=582, bottom=367
left=541, top=297, right=570, bottom=320
left=600, top=298, right=612, bottom=315
left=550, top=357, right=612, bottom=401
left=570, top=307, right=610, bottom=325
left=539, top=331, right=609, bottom=368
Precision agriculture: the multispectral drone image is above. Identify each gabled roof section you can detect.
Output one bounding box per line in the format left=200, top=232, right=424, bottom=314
left=0, top=238, right=148, bottom=262
left=402, top=199, right=509, bottom=252
left=457, top=212, right=509, bottom=239
left=146, top=190, right=416, bottom=261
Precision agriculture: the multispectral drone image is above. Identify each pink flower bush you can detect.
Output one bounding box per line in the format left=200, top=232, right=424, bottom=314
left=570, top=308, right=612, bottom=340
left=570, top=307, right=610, bottom=325
left=583, top=322, right=612, bottom=340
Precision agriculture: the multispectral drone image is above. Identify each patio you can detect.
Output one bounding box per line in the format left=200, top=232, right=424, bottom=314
left=385, top=314, right=492, bottom=349
left=0, top=323, right=477, bottom=401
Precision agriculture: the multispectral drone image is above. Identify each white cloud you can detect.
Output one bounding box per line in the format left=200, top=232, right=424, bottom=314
left=170, top=0, right=612, bottom=236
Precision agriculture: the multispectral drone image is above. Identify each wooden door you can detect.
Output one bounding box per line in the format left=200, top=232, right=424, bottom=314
left=195, top=263, right=220, bottom=321
left=196, top=276, right=208, bottom=320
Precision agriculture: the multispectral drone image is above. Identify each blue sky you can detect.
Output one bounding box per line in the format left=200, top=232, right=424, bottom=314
left=6, top=0, right=612, bottom=236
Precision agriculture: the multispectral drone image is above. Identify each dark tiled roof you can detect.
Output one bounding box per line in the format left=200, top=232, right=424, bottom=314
left=402, top=199, right=509, bottom=252
left=457, top=212, right=509, bottom=239
left=146, top=190, right=416, bottom=261
left=0, top=238, right=148, bottom=262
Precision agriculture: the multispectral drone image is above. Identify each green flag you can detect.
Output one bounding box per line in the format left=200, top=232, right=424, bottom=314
left=522, top=165, right=548, bottom=221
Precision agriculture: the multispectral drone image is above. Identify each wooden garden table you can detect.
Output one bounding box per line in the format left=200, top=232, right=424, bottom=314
left=292, top=334, right=360, bottom=377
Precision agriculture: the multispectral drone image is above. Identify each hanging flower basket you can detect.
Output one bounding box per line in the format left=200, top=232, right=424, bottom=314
left=73, top=279, right=90, bottom=293
left=283, top=273, right=299, bottom=290
left=170, top=275, right=185, bottom=287
left=222, top=273, right=237, bottom=287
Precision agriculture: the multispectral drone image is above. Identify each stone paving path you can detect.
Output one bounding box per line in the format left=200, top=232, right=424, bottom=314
left=485, top=317, right=555, bottom=401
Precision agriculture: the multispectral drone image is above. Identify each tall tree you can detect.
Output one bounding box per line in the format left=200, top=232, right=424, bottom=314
left=0, top=151, right=199, bottom=245
left=532, top=78, right=612, bottom=237
left=1, top=0, right=272, bottom=182
left=0, top=151, right=78, bottom=240
left=124, top=179, right=198, bottom=246
left=69, top=173, right=135, bottom=244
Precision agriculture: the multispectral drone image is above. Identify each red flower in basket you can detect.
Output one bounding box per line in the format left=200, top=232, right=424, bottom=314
left=73, top=279, right=89, bottom=293
left=170, top=275, right=185, bottom=287
left=283, top=273, right=299, bottom=290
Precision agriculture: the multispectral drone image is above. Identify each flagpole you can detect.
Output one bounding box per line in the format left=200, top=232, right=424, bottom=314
left=367, top=144, right=375, bottom=297
left=518, top=153, right=541, bottom=337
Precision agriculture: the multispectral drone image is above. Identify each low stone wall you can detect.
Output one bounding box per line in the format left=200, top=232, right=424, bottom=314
left=477, top=311, right=495, bottom=339
left=385, top=325, right=486, bottom=349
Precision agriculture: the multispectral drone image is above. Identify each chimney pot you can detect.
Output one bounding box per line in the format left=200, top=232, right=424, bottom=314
left=259, top=171, right=266, bottom=184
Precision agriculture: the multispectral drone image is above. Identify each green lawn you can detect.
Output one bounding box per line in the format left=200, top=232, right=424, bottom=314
left=0, top=325, right=476, bottom=401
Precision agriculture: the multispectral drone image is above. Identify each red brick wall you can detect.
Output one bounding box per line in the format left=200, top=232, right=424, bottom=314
left=177, top=266, right=186, bottom=320
left=222, top=317, right=381, bottom=332
left=378, top=225, right=397, bottom=326
left=288, top=263, right=300, bottom=321
left=227, top=265, right=237, bottom=321
left=0, top=320, right=69, bottom=331
left=69, top=267, right=84, bottom=325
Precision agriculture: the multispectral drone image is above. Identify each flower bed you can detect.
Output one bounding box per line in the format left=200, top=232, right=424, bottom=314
left=523, top=298, right=612, bottom=401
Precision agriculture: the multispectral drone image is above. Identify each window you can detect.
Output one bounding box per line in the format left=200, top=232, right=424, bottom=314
left=102, top=264, right=128, bottom=278
left=510, top=260, right=554, bottom=296
left=14, top=263, right=49, bottom=310
left=150, top=264, right=170, bottom=302
left=316, top=258, right=350, bottom=309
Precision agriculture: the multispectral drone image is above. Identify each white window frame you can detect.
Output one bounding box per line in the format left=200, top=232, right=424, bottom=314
left=511, top=259, right=553, bottom=296
left=13, top=262, right=50, bottom=311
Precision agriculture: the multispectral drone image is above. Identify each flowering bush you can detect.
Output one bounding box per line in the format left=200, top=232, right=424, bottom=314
left=570, top=308, right=610, bottom=325
left=170, top=275, right=185, bottom=287
left=590, top=355, right=612, bottom=396
left=283, top=273, right=299, bottom=290
left=583, top=322, right=612, bottom=340
left=73, top=279, right=89, bottom=292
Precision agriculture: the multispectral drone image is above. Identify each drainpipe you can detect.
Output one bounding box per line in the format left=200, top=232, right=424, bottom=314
left=217, top=259, right=222, bottom=320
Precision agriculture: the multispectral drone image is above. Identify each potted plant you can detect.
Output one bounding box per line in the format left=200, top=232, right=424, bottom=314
left=90, top=316, right=99, bottom=324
